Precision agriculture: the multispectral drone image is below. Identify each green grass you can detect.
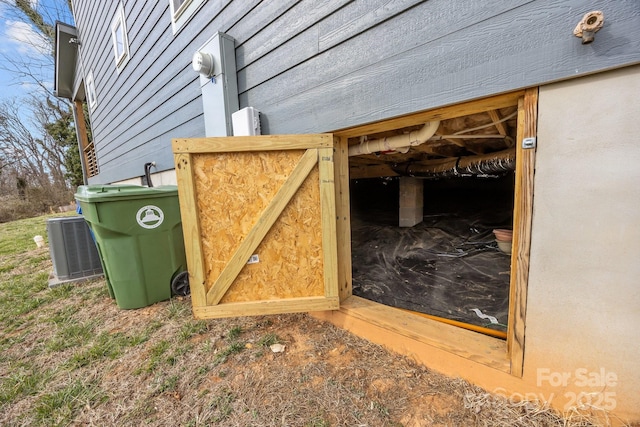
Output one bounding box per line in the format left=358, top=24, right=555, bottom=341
left=34, top=379, right=105, bottom=426
left=151, top=339, right=171, bottom=357
left=208, top=387, right=235, bottom=422
left=257, top=332, right=280, bottom=347
left=306, top=416, right=331, bottom=427
left=0, top=218, right=46, bottom=256
left=46, top=321, right=95, bottom=352
left=0, top=269, right=56, bottom=333
left=48, top=304, right=80, bottom=325
left=166, top=298, right=191, bottom=319
left=0, top=365, right=52, bottom=404
left=0, top=214, right=73, bottom=341
left=0, top=214, right=598, bottom=427
left=155, top=374, right=179, bottom=394
left=0, top=214, right=80, bottom=355
left=371, top=400, right=390, bottom=417
left=227, top=325, right=243, bottom=340
left=213, top=341, right=245, bottom=366
left=68, top=331, right=148, bottom=368
left=0, top=216, right=104, bottom=423
left=179, top=319, right=209, bottom=341
left=135, top=339, right=171, bottom=374
left=0, top=213, right=74, bottom=256
left=124, top=398, right=157, bottom=423
left=127, top=324, right=158, bottom=348
left=49, top=283, right=75, bottom=299
left=81, top=282, right=111, bottom=300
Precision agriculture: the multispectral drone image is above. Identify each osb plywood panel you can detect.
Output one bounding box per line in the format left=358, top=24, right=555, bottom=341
left=192, top=150, right=324, bottom=303
left=222, top=167, right=323, bottom=302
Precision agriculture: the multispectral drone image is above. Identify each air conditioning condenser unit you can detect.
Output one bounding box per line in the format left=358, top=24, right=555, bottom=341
left=47, top=216, right=103, bottom=287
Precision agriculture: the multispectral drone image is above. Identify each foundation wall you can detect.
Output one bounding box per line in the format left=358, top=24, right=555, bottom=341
left=524, top=64, right=640, bottom=421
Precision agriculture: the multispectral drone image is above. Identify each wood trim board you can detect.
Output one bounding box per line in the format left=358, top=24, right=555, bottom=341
left=172, top=134, right=333, bottom=154
left=174, top=153, right=208, bottom=307
left=507, top=87, right=538, bottom=377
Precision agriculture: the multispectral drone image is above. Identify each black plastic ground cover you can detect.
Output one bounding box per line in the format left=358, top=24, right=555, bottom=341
left=350, top=177, right=513, bottom=332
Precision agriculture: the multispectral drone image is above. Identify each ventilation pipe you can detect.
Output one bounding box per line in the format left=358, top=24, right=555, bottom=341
left=348, top=121, right=440, bottom=157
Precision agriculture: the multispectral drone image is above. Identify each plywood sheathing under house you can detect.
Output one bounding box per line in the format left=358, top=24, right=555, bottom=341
left=192, top=151, right=324, bottom=302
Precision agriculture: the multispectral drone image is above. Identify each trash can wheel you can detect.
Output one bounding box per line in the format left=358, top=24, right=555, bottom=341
left=171, top=271, right=190, bottom=296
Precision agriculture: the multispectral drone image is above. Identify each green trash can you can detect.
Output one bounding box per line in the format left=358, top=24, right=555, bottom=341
left=75, top=184, right=188, bottom=309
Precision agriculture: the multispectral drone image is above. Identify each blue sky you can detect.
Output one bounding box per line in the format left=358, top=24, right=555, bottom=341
left=0, top=0, right=74, bottom=103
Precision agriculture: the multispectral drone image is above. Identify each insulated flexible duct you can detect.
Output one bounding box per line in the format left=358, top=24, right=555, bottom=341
left=392, top=148, right=516, bottom=178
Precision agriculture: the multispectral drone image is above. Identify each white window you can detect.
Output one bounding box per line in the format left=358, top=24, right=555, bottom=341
left=86, top=70, right=97, bottom=110
left=169, top=0, right=206, bottom=34
left=111, top=2, right=130, bottom=72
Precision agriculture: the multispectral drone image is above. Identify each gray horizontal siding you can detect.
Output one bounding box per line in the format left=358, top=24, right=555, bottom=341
left=226, top=0, right=298, bottom=45
left=79, top=0, right=259, bottom=183
left=98, top=96, right=203, bottom=170
left=90, top=2, right=172, bottom=143
left=97, top=81, right=201, bottom=164
left=234, top=0, right=351, bottom=69
left=318, top=0, right=425, bottom=52
left=240, top=0, right=640, bottom=134
left=74, top=0, right=640, bottom=184
left=97, top=116, right=205, bottom=182
left=237, top=0, right=530, bottom=96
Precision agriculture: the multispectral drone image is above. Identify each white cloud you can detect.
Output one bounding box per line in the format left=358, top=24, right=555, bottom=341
left=19, top=81, right=39, bottom=91
left=4, top=20, right=51, bottom=55
left=20, top=80, right=53, bottom=91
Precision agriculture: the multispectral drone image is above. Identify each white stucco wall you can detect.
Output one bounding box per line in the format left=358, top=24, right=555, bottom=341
left=524, top=64, right=640, bottom=419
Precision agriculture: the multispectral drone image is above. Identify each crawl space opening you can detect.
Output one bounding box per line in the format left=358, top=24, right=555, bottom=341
left=347, top=106, right=518, bottom=337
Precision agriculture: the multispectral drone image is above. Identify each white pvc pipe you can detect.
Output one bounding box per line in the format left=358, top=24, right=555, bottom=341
left=348, top=121, right=440, bottom=157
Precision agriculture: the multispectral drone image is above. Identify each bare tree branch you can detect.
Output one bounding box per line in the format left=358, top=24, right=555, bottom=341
left=15, top=0, right=55, bottom=44
left=0, top=0, right=76, bottom=206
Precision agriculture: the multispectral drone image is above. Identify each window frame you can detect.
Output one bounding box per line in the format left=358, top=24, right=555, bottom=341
left=171, top=0, right=190, bottom=20
left=110, top=2, right=130, bottom=73
left=86, top=70, right=97, bottom=110
left=169, top=0, right=207, bottom=35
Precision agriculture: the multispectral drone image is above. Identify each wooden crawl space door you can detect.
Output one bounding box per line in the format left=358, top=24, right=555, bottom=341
left=173, top=135, right=340, bottom=319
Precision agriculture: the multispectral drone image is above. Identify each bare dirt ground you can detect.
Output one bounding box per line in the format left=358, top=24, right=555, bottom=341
left=0, top=244, right=613, bottom=426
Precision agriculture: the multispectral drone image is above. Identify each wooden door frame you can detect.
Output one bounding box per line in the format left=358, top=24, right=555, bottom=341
left=329, top=88, right=538, bottom=376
